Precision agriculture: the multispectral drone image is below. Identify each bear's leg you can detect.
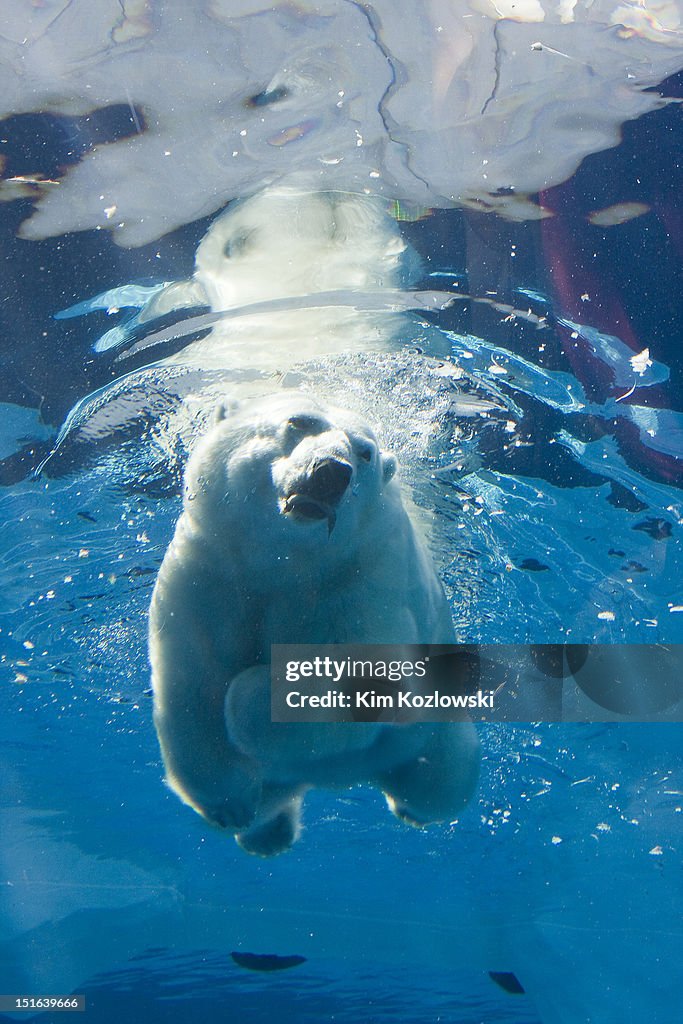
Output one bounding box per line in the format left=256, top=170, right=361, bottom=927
left=376, top=722, right=480, bottom=826
left=236, top=788, right=304, bottom=857
left=150, top=593, right=264, bottom=831
left=154, top=710, right=264, bottom=832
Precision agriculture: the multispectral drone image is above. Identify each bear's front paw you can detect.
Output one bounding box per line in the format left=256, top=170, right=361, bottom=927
left=179, top=763, right=264, bottom=832
left=200, top=798, right=257, bottom=832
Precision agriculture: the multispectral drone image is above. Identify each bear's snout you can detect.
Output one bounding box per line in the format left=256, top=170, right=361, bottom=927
left=281, top=456, right=353, bottom=528
left=307, top=457, right=353, bottom=505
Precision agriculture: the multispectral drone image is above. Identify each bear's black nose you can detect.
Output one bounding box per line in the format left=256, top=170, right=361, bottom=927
left=307, top=458, right=352, bottom=505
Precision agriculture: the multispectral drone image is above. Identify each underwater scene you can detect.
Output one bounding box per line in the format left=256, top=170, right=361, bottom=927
left=0, top=2, right=682, bottom=1022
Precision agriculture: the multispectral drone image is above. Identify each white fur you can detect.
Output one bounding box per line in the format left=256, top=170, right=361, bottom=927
left=149, top=393, right=479, bottom=855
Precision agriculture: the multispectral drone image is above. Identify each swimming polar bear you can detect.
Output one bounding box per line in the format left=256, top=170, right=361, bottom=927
left=149, top=392, right=480, bottom=855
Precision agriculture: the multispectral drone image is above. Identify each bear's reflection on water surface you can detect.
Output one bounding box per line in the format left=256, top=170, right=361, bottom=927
left=149, top=392, right=480, bottom=856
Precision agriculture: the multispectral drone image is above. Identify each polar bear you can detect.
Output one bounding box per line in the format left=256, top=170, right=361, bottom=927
left=149, top=392, right=480, bottom=855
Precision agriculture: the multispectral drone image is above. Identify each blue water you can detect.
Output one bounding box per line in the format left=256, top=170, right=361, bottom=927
left=1, top=9, right=682, bottom=1024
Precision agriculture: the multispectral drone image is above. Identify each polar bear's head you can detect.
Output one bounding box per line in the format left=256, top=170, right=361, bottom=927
left=183, top=392, right=399, bottom=558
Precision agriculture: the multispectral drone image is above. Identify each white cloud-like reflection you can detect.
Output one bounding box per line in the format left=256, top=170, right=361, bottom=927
left=0, top=0, right=681, bottom=244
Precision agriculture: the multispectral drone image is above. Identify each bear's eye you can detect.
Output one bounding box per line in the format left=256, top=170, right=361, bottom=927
left=286, top=414, right=326, bottom=435
left=357, top=443, right=374, bottom=463
left=223, top=231, right=253, bottom=259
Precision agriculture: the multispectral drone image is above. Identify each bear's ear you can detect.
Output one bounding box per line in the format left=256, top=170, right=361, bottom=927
left=213, top=397, right=240, bottom=425
left=381, top=452, right=397, bottom=484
